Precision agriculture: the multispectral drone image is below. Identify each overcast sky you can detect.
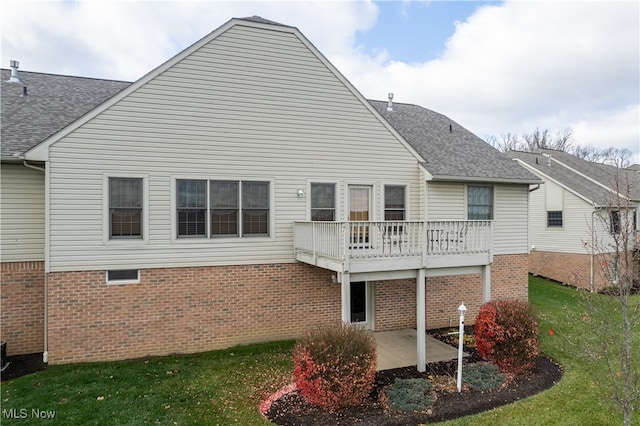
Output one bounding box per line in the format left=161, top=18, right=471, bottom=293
left=2, top=1, right=638, bottom=163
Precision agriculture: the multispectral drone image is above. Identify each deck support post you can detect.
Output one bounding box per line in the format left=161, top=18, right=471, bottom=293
left=482, top=264, right=491, bottom=303
left=341, top=272, right=351, bottom=324
left=416, top=268, right=426, bottom=372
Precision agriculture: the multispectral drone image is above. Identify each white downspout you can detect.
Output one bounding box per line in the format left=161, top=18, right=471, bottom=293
left=590, top=210, right=596, bottom=293
left=43, top=162, right=50, bottom=363
left=22, top=160, right=49, bottom=363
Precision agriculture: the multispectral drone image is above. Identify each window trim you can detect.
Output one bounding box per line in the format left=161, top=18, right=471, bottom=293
left=171, top=176, right=274, bottom=242
left=466, top=185, right=494, bottom=220
left=103, top=174, right=149, bottom=245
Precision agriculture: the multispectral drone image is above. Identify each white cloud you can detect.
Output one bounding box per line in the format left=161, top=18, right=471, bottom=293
left=337, top=1, right=639, bottom=162
left=1, top=1, right=378, bottom=80
left=1, top=0, right=638, bottom=162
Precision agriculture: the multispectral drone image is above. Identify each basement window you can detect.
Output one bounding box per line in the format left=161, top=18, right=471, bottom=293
left=106, top=269, right=140, bottom=284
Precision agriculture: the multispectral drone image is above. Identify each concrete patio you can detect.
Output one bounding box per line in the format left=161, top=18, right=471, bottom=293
left=374, top=328, right=464, bottom=371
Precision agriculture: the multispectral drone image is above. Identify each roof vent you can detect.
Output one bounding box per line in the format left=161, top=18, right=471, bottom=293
left=387, top=93, right=393, bottom=112
left=6, top=60, right=21, bottom=83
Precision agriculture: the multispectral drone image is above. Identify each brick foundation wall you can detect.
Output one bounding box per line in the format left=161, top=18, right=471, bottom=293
left=529, top=250, right=609, bottom=290
left=426, top=273, right=484, bottom=330
left=0, top=261, right=45, bottom=356
left=46, top=263, right=340, bottom=364
left=374, top=279, right=416, bottom=331
left=45, top=253, right=530, bottom=364
left=374, top=254, right=529, bottom=331
left=491, top=254, right=529, bottom=301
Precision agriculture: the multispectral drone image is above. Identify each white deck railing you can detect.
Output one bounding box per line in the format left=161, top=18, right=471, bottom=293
left=294, top=220, right=492, bottom=263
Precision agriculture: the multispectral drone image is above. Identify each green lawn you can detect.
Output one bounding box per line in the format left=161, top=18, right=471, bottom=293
left=442, top=276, right=638, bottom=426
left=1, top=276, right=637, bottom=425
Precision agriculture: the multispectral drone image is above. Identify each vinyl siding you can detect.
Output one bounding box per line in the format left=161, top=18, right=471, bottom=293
left=426, top=182, right=465, bottom=220
left=46, top=24, right=423, bottom=272
left=426, top=181, right=529, bottom=254
left=530, top=180, right=594, bottom=252
left=0, top=163, right=45, bottom=261
left=493, top=184, right=529, bottom=254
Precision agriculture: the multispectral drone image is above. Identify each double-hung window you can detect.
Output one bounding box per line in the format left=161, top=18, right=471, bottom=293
left=467, top=186, right=493, bottom=220
left=109, top=177, right=143, bottom=239
left=310, top=183, right=335, bottom=221
left=177, top=179, right=269, bottom=238
left=241, top=181, right=269, bottom=236
left=384, top=185, right=406, bottom=221
left=211, top=181, right=239, bottom=236
left=177, top=180, right=207, bottom=237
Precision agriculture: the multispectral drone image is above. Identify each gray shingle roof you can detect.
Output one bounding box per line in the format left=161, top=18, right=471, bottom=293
left=237, top=16, right=290, bottom=27
left=1, top=66, right=543, bottom=189
left=368, top=100, right=540, bottom=183
left=506, top=149, right=640, bottom=205
left=1, top=69, right=130, bottom=160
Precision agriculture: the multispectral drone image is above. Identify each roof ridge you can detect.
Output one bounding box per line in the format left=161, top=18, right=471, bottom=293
left=236, top=16, right=290, bottom=27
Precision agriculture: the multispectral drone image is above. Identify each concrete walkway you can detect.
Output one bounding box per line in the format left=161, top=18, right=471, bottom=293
left=374, top=329, right=463, bottom=371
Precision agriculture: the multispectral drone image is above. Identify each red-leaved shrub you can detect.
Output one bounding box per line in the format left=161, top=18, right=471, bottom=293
left=293, top=323, right=377, bottom=410
left=474, top=300, right=540, bottom=375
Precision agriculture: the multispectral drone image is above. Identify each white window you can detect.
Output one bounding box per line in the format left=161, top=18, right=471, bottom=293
left=610, top=210, right=621, bottom=235
left=467, top=186, right=493, bottom=220
left=176, top=179, right=270, bottom=238
left=310, top=183, right=336, bottom=221
left=547, top=211, right=563, bottom=227
left=109, top=177, right=143, bottom=239
left=106, top=269, right=140, bottom=284
left=384, top=185, right=406, bottom=221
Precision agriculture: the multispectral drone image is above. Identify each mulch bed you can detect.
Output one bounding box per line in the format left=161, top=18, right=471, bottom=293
left=0, top=353, right=47, bottom=382
left=266, top=330, right=563, bottom=425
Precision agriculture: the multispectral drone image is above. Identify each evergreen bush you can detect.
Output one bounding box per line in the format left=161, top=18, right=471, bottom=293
left=463, top=362, right=506, bottom=391
left=382, top=378, right=435, bottom=413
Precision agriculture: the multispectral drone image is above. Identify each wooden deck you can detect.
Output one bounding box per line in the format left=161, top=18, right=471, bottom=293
left=294, top=220, right=493, bottom=275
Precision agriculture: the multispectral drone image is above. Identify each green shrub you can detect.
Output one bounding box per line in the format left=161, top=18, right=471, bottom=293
left=292, top=323, right=377, bottom=410
left=474, top=300, right=540, bottom=375
left=382, top=378, right=435, bottom=413
left=463, top=362, right=506, bottom=391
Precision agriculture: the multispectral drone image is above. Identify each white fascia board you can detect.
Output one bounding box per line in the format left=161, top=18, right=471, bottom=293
left=419, top=164, right=434, bottom=181
left=430, top=175, right=542, bottom=185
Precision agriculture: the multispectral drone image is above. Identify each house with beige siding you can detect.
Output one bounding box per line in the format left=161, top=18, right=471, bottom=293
left=507, top=149, right=639, bottom=291
left=1, top=16, right=539, bottom=371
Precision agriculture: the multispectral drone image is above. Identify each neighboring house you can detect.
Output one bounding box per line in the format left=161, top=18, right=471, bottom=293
left=507, top=149, right=639, bottom=291
left=1, top=16, right=540, bottom=370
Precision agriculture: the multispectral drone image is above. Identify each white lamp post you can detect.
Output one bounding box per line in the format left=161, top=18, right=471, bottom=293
left=456, top=302, right=467, bottom=393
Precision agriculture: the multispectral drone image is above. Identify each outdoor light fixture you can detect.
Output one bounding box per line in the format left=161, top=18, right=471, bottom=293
left=297, top=189, right=305, bottom=198
left=456, top=302, right=467, bottom=393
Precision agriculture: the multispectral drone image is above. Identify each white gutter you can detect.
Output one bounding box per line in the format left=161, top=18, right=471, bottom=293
left=22, top=160, right=45, bottom=172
